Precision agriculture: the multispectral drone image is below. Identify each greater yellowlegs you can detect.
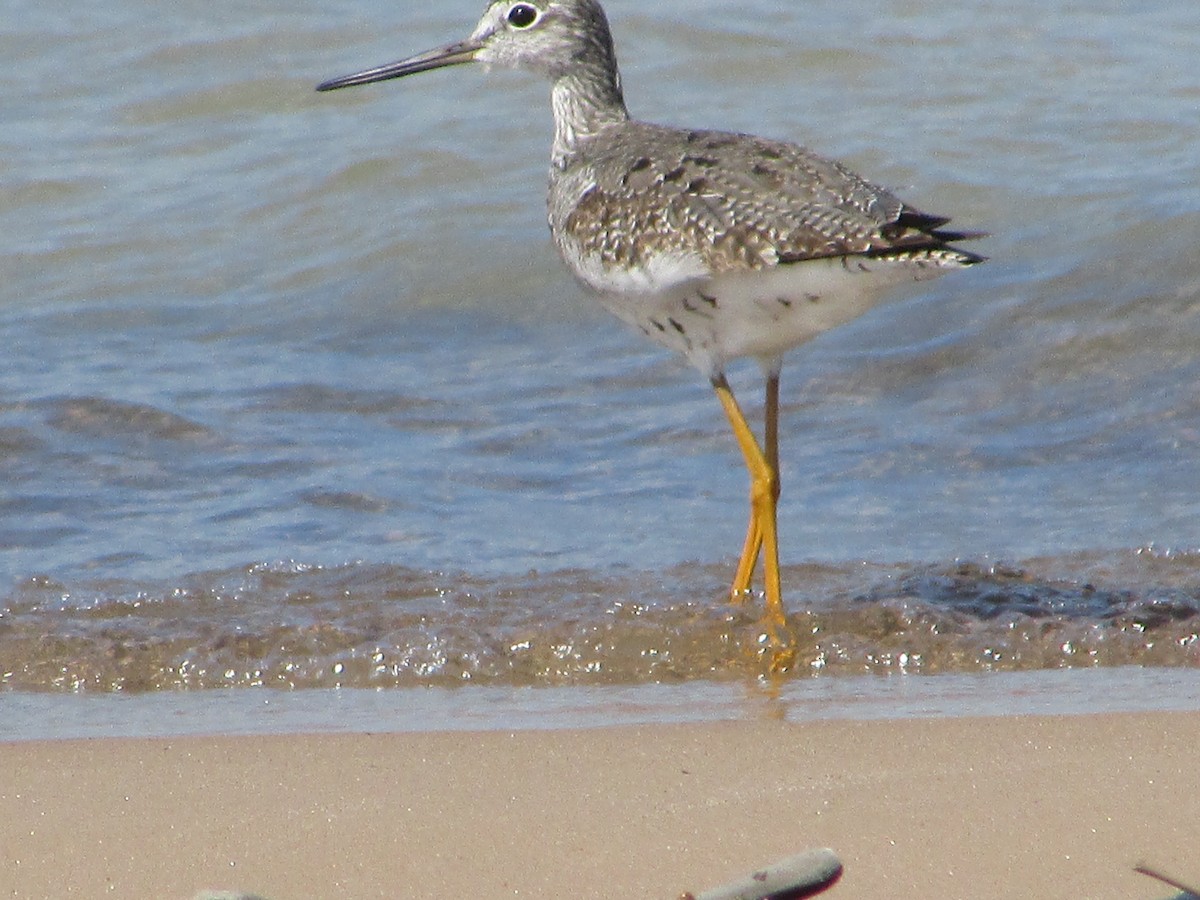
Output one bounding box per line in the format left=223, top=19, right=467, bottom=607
left=317, top=0, right=983, bottom=663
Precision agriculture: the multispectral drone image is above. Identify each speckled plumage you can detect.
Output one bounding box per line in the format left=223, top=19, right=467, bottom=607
left=555, top=123, right=922, bottom=272
left=547, top=117, right=981, bottom=371
left=316, top=0, right=985, bottom=662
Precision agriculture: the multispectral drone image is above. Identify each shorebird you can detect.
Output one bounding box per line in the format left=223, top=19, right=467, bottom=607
left=317, top=0, right=983, bottom=666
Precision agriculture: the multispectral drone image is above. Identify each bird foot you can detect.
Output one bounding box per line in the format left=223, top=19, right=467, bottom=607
left=763, top=623, right=798, bottom=675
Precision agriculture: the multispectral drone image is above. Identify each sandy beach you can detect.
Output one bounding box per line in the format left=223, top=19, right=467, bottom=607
left=2, top=711, right=1197, bottom=899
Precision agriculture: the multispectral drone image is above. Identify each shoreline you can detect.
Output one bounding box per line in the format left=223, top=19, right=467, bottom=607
left=5, top=667, right=1200, bottom=743
left=3, top=711, right=1197, bottom=898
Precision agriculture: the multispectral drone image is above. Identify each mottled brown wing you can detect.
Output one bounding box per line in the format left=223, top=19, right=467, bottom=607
left=564, top=122, right=975, bottom=274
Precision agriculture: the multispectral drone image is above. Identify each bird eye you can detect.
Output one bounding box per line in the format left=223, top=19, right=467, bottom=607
left=507, top=3, right=539, bottom=28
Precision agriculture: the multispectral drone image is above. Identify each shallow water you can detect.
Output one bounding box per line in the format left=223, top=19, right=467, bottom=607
left=4, top=667, right=1200, bottom=743
left=2, top=552, right=1199, bottom=693
left=2, top=0, right=1199, bottom=711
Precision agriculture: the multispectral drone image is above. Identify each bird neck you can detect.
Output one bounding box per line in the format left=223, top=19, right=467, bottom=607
left=550, top=62, right=629, bottom=167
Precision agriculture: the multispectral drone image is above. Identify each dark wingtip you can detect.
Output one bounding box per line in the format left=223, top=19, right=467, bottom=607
left=894, top=209, right=952, bottom=232
left=951, top=246, right=989, bottom=264
left=930, top=228, right=989, bottom=243
left=885, top=207, right=989, bottom=262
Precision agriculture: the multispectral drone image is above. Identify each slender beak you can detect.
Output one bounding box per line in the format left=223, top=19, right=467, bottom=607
left=316, top=39, right=483, bottom=92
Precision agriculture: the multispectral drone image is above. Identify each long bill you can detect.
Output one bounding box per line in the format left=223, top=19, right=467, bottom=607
left=316, top=40, right=482, bottom=92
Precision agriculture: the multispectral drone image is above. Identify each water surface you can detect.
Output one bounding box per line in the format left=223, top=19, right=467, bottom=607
left=2, top=0, right=1199, bottom=722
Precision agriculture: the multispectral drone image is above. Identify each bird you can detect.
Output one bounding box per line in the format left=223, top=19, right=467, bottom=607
left=316, top=0, right=984, bottom=668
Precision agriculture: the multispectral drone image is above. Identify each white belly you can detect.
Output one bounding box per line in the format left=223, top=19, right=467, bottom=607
left=584, top=254, right=954, bottom=376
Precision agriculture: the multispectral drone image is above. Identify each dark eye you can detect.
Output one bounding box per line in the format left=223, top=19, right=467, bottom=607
left=507, top=3, right=538, bottom=28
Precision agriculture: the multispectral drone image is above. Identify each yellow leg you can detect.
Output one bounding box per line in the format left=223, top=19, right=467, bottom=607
left=729, top=371, right=780, bottom=599
left=712, top=373, right=788, bottom=651
left=730, top=497, right=763, bottom=600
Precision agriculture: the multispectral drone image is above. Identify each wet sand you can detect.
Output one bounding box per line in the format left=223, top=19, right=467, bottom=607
left=2, top=712, right=1197, bottom=899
